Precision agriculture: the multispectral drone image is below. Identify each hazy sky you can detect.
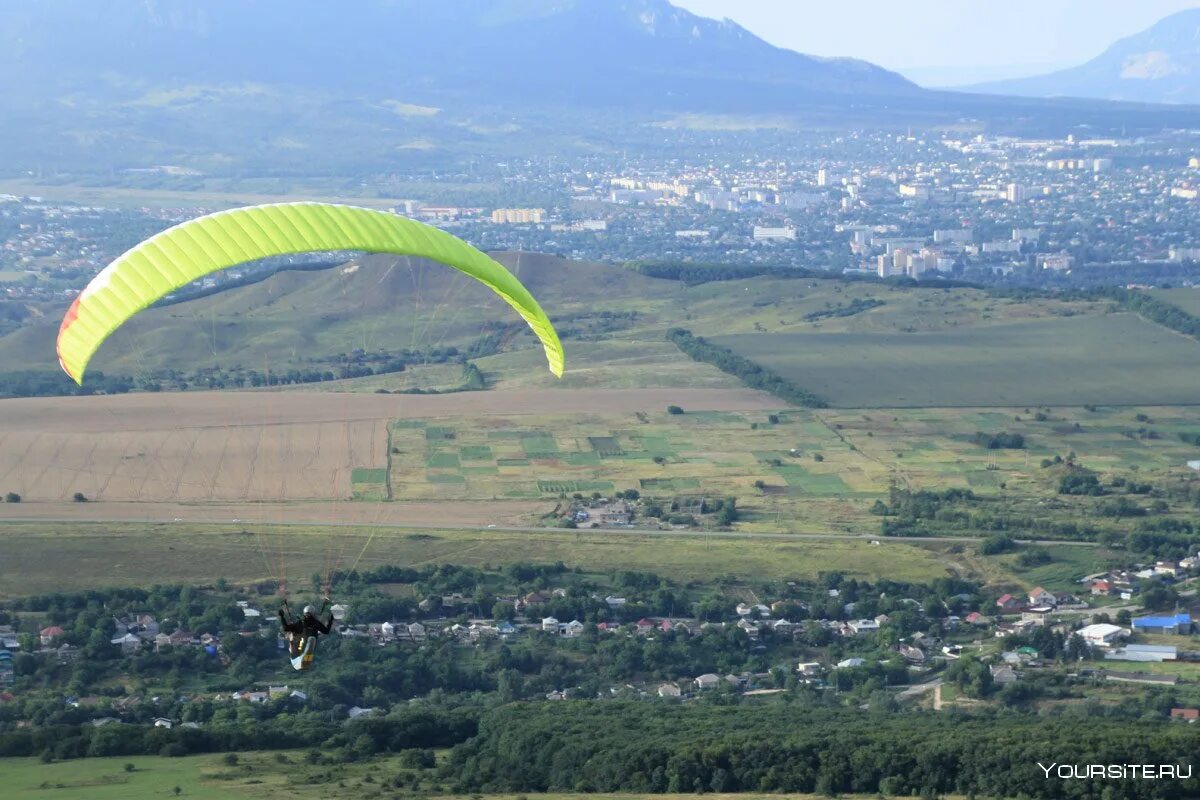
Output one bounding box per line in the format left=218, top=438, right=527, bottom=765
left=672, top=0, right=1200, bottom=84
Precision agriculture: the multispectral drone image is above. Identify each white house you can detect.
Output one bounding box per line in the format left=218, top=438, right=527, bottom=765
left=657, top=683, right=682, bottom=698
left=561, top=620, right=585, bottom=638
left=694, top=673, right=720, bottom=690
left=836, top=658, right=866, bottom=668
left=847, top=619, right=880, bottom=635
left=541, top=617, right=559, bottom=633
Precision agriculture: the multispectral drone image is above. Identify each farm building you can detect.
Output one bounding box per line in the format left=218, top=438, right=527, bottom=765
left=1077, top=623, right=1128, bottom=647
left=1104, top=644, right=1177, bottom=663
left=1132, top=613, right=1192, bottom=635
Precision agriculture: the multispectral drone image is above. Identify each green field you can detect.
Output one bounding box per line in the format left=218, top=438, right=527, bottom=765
left=0, top=754, right=916, bottom=800
left=1152, top=287, right=1200, bottom=316
left=0, top=521, right=951, bottom=596
left=712, top=313, right=1200, bottom=407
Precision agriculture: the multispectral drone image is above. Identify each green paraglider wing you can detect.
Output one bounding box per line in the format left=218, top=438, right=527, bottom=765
left=56, top=202, right=565, bottom=383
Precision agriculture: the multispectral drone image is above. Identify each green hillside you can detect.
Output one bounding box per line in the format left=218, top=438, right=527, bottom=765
left=5, top=256, right=1200, bottom=407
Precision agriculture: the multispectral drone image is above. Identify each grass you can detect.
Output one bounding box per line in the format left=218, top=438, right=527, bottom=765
left=711, top=313, right=1200, bottom=407
left=0, top=521, right=951, bottom=596
left=0, top=752, right=932, bottom=800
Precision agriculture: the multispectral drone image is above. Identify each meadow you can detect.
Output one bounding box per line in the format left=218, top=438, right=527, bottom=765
left=0, top=521, right=950, bottom=597
left=0, top=754, right=928, bottom=800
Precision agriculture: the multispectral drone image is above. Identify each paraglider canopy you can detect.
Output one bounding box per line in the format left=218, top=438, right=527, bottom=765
left=56, top=202, right=565, bottom=384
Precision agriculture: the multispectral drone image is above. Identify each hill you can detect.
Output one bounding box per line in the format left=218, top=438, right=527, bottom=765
left=969, top=9, right=1200, bottom=103
left=0, top=252, right=675, bottom=376
left=8, top=256, right=1200, bottom=408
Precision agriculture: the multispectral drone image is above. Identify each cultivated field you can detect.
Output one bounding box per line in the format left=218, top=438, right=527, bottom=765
left=1152, top=287, right=1200, bottom=316
left=713, top=313, right=1200, bottom=407
left=0, top=389, right=779, bottom=504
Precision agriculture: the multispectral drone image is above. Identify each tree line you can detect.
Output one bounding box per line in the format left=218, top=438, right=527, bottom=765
left=666, top=328, right=826, bottom=408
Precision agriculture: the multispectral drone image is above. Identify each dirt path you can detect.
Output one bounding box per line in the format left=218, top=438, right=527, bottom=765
left=2, top=388, right=781, bottom=433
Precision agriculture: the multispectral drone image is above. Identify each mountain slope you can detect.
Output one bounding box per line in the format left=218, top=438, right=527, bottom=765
left=968, top=9, right=1200, bottom=103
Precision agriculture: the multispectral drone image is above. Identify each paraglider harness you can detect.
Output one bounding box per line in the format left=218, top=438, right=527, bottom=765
left=279, top=597, right=333, bottom=670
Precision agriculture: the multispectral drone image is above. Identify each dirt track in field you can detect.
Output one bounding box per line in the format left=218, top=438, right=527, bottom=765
left=0, top=388, right=778, bottom=503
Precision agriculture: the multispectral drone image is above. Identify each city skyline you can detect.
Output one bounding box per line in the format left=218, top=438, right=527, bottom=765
left=672, top=0, right=1200, bottom=86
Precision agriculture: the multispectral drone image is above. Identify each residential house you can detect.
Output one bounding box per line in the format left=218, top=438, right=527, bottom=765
left=1028, top=587, right=1056, bottom=607
left=990, top=665, right=1018, bottom=685
left=837, top=657, right=866, bottom=668
left=1154, top=561, right=1180, bottom=578
left=347, top=706, right=377, bottom=718
left=561, top=620, right=585, bottom=638
left=232, top=690, right=269, bottom=703
left=153, top=718, right=173, bottom=729
left=694, top=673, right=720, bottom=691
left=965, top=612, right=987, bottom=626
left=995, top=594, right=1024, bottom=613
left=541, top=617, right=559, bottom=633
left=657, top=683, right=682, bottom=698
left=154, top=633, right=172, bottom=652
left=634, top=618, right=655, bottom=635
left=896, top=644, right=925, bottom=664
left=39, top=626, right=65, bottom=646
left=796, top=662, right=823, bottom=677
left=735, top=603, right=753, bottom=617
left=1169, top=708, right=1199, bottom=723
left=847, top=619, right=880, bottom=635
left=330, top=604, right=348, bottom=621
left=736, top=618, right=761, bottom=638
left=1090, top=580, right=1114, bottom=596
left=110, top=633, right=142, bottom=653
left=169, top=630, right=194, bottom=648
left=596, top=501, right=632, bottom=525
left=604, top=596, right=627, bottom=608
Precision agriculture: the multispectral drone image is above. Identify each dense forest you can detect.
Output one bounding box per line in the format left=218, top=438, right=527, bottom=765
left=450, top=702, right=1199, bottom=799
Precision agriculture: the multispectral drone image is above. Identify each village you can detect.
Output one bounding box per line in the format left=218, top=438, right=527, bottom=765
left=5, top=546, right=1197, bottom=726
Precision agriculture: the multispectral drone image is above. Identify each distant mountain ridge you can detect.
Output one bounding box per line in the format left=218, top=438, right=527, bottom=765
left=968, top=9, right=1200, bottom=103
left=0, top=0, right=917, bottom=109
left=0, top=0, right=1198, bottom=176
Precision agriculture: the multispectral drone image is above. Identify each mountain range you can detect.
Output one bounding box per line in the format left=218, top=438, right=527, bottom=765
left=1, top=0, right=1198, bottom=177
left=968, top=9, right=1200, bottom=104
left=0, top=0, right=917, bottom=109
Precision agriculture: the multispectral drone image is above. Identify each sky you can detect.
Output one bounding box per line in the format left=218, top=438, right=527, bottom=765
left=671, top=0, right=1200, bottom=86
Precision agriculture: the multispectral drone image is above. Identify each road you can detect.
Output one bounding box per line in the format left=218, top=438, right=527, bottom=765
left=0, top=503, right=1103, bottom=547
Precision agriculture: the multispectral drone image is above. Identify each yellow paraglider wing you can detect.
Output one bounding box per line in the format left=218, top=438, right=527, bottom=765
left=56, top=202, right=564, bottom=383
